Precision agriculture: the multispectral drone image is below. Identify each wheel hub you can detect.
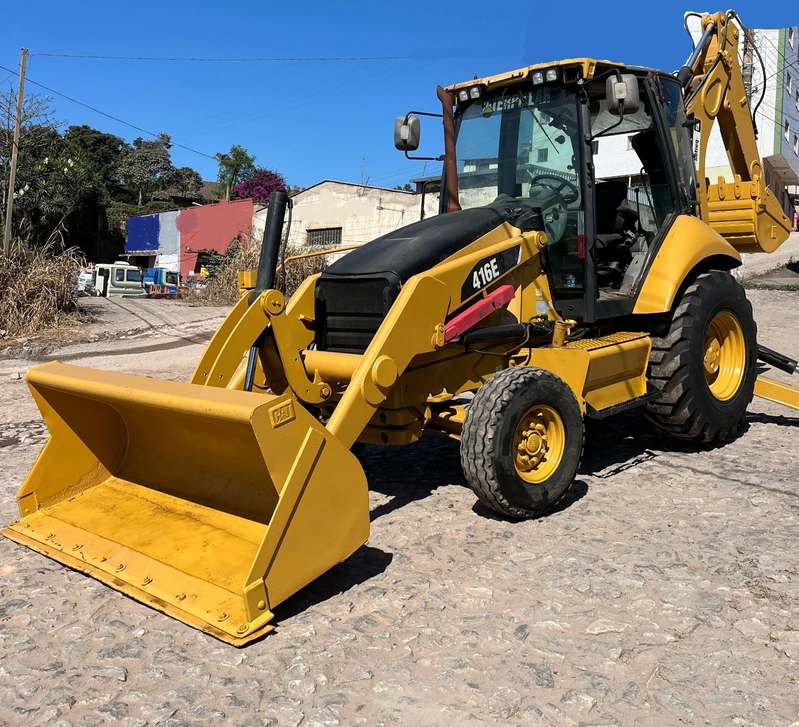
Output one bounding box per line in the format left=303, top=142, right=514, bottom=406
left=517, top=420, right=548, bottom=470
left=512, top=405, right=566, bottom=484
left=703, top=311, right=745, bottom=401
left=703, top=337, right=721, bottom=374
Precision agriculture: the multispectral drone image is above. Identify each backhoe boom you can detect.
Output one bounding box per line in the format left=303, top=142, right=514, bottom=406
left=681, top=11, right=792, bottom=253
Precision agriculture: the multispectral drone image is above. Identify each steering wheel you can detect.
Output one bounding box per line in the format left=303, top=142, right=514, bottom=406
left=527, top=173, right=580, bottom=205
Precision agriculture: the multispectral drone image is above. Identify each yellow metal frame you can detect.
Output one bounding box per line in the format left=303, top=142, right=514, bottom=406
left=6, top=11, right=798, bottom=647
left=633, top=215, right=740, bottom=315
left=754, top=377, right=799, bottom=412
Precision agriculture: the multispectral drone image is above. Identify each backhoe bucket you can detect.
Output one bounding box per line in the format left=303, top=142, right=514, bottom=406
left=2, top=362, right=369, bottom=645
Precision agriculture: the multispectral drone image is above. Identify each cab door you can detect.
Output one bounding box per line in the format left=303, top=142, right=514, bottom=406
left=584, top=73, right=686, bottom=321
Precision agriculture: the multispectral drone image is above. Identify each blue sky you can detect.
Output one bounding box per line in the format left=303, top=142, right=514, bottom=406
left=1, top=0, right=789, bottom=189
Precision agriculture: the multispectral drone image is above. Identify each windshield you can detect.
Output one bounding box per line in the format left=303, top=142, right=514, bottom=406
left=453, top=85, right=586, bottom=292
left=455, top=86, right=581, bottom=209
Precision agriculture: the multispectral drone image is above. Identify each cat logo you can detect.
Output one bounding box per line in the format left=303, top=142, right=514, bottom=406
left=269, top=400, right=296, bottom=428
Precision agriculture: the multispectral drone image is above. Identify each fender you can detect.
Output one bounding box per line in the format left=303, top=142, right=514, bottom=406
left=633, top=215, right=741, bottom=315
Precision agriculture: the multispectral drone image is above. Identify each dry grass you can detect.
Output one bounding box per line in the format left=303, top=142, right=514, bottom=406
left=194, top=233, right=330, bottom=306
left=0, top=244, right=83, bottom=339
left=195, top=235, right=261, bottom=306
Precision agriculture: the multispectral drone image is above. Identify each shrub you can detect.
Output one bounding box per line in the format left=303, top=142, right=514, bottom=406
left=232, top=169, right=287, bottom=204
left=192, top=230, right=329, bottom=306
left=0, top=244, right=83, bottom=338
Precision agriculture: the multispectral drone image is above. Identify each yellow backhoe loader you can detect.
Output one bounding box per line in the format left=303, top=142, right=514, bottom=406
left=4, top=10, right=799, bottom=645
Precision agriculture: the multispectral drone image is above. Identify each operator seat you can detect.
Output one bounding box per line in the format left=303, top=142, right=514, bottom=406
left=594, top=181, right=638, bottom=288
left=594, top=181, right=628, bottom=245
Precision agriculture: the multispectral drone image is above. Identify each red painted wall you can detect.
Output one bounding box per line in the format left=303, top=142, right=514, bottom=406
left=176, top=199, right=254, bottom=278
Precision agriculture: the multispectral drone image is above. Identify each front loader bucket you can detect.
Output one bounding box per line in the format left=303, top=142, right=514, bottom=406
left=2, top=362, right=369, bottom=645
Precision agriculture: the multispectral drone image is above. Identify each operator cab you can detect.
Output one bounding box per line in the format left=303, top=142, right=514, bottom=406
left=441, top=61, right=696, bottom=321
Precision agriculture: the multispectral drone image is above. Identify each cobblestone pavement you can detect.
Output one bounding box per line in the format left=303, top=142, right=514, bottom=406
left=0, top=292, right=798, bottom=726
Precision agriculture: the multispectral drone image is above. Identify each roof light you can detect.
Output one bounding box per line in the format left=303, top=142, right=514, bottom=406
left=532, top=71, right=544, bottom=85
left=545, top=68, right=559, bottom=82
left=458, top=88, right=469, bottom=102
left=469, top=85, right=482, bottom=99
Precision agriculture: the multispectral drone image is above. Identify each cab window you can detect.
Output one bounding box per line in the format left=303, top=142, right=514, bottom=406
left=589, top=78, right=678, bottom=291
left=658, top=77, right=697, bottom=208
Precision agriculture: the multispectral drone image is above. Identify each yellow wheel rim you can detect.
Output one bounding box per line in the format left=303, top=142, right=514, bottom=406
left=703, top=310, right=745, bottom=401
left=513, top=405, right=566, bottom=484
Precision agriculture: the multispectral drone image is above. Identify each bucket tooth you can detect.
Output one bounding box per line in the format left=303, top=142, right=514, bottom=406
left=2, top=362, right=370, bottom=645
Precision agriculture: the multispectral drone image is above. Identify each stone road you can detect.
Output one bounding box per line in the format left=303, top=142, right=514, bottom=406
left=0, top=293, right=798, bottom=726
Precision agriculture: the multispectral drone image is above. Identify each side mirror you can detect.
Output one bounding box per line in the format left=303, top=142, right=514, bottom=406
left=394, top=115, right=421, bottom=152
left=606, top=74, right=640, bottom=116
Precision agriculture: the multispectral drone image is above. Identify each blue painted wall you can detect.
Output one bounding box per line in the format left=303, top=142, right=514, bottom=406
left=779, top=27, right=799, bottom=178
left=124, top=214, right=161, bottom=252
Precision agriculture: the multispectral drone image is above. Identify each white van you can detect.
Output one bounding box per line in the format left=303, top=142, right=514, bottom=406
left=92, top=262, right=146, bottom=297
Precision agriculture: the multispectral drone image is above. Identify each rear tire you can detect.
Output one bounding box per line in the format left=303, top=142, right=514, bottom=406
left=461, top=367, right=584, bottom=518
left=645, top=270, right=756, bottom=441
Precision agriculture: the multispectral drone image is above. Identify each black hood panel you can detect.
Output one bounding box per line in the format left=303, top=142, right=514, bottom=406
left=322, top=204, right=541, bottom=283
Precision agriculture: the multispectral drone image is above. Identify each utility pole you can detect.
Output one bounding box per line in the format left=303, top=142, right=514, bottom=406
left=742, top=28, right=755, bottom=104
left=3, top=47, right=28, bottom=256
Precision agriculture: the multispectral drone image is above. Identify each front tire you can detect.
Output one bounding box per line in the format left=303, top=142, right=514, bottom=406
left=645, top=270, right=756, bottom=441
left=461, top=367, right=584, bottom=518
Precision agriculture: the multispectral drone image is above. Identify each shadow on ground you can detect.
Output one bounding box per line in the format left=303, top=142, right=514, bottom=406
left=360, top=434, right=465, bottom=522
left=273, top=545, right=394, bottom=625
left=272, top=402, right=791, bottom=624
left=344, top=406, right=780, bottom=528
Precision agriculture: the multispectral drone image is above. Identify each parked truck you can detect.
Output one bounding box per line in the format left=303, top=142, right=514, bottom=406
left=143, top=267, right=181, bottom=296
left=91, top=261, right=146, bottom=297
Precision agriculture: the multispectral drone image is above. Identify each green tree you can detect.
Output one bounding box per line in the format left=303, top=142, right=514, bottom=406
left=117, top=132, right=174, bottom=205
left=0, top=89, right=94, bottom=248
left=63, top=125, right=126, bottom=195
left=214, top=144, right=256, bottom=198
left=166, top=166, right=203, bottom=197
left=393, top=183, right=414, bottom=192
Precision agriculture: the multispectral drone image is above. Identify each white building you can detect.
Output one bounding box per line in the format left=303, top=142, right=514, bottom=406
left=252, top=180, right=439, bottom=254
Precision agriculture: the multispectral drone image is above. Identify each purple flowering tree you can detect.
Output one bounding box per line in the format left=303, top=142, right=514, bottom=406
left=232, top=168, right=288, bottom=203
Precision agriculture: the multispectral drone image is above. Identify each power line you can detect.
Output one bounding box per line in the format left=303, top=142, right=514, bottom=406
left=34, top=53, right=407, bottom=63
left=179, top=23, right=528, bottom=142
left=0, top=62, right=216, bottom=160
left=173, top=21, right=525, bottom=139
